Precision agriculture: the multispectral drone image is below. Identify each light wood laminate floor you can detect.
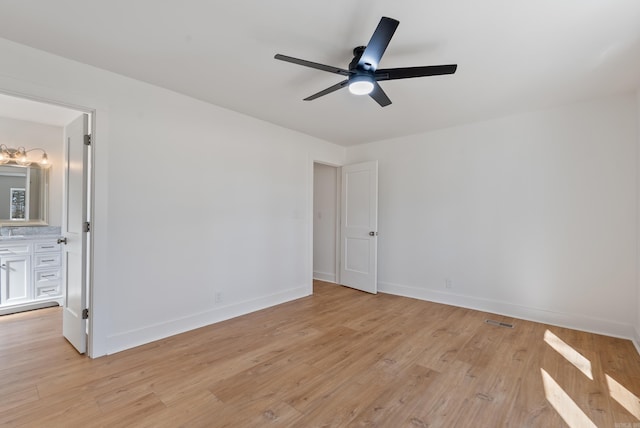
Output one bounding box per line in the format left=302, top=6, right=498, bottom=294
left=1, top=281, right=639, bottom=427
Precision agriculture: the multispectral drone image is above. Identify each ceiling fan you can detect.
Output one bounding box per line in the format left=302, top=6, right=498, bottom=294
left=274, top=17, right=457, bottom=107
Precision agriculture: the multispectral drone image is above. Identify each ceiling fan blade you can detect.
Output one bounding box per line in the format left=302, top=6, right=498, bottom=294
left=275, top=54, right=351, bottom=76
left=358, top=17, right=399, bottom=71
left=304, top=80, right=349, bottom=101
left=369, top=82, right=392, bottom=107
left=376, top=64, right=457, bottom=80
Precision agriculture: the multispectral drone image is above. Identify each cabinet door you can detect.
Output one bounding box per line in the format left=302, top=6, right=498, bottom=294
left=0, top=255, right=31, bottom=305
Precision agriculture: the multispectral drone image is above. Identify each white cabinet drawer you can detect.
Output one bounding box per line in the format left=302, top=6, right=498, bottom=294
left=35, top=253, right=61, bottom=268
left=35, top=283, right=61, bottom=298
left=35, top=268, right=61, bottom=299
left=35, top=241, right=61, bottom=253
left=0, top=243, right=31, bottom=255
left=35, top=269, right=61, bottom=282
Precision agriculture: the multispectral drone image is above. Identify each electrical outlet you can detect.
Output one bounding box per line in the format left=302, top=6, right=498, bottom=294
left=214, top=292, right=223, bottom=304
left=445, top=278, right=453, bottom=289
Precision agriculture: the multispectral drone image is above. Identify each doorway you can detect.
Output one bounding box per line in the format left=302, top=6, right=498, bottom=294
left=312, top=160, right=380, bottom=294
left=313, top=163, right=340, bottom=286
left=0, top=92, right=92, bottom=354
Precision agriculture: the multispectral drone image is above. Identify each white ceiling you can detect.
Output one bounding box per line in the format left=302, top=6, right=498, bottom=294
left=0, top=1, right=639, bottom=146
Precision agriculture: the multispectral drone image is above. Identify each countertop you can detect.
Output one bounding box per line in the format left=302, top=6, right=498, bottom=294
left=0, top=235, right=62, bottom=242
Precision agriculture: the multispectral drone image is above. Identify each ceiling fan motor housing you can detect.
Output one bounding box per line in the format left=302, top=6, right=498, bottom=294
left=350, top=46, right=368, bottom=70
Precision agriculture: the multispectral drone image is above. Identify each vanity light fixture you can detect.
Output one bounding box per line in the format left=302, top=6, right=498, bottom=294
left=0, top=145, right=51, bottom=168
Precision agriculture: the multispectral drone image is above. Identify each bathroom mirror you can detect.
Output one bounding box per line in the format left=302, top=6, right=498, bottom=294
left=0, top=164, right=48, bottom=225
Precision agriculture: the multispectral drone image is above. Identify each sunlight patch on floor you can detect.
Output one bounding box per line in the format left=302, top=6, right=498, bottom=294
left=544, top=329, right=593, bottom=380
left=541, top=368, right=597, bottom=428
left=606, top=374, right=640, bottom=421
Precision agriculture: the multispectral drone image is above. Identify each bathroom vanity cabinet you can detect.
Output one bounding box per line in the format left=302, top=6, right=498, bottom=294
left=0, top=237, right=63, bottom=307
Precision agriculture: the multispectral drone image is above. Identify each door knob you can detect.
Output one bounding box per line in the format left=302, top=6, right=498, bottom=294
left=369, top=231, right=377, bottom=236
left=57, top=237, right=68, bottom=245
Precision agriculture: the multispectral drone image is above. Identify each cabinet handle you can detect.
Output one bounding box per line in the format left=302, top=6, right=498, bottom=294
left=41, top=274, right=56, bottom=278
left=41, top=259, right=55, bottom=262
left=41, top=246, right=54, bottom=249
left=41, top=288, right=56, bottom=293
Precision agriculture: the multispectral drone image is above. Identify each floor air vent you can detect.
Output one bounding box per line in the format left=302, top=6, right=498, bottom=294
left=485, top=319, right=514, bottom=328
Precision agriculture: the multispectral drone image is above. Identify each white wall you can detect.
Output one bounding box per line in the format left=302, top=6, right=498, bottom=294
left=0, top=37, right=346, bottom=356
left=348, top=93, right=638, bottom=340
left=313, top=163, right=338, bottom=282
left=636, top=89, right=640, bottom=353
left=0, top=116, right=64, bottom=225
left=1, top=34, right=637, bottom=355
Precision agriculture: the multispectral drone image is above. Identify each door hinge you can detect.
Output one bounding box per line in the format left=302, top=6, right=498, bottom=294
left=83, top=222, right=90, bottom=233
left=82, top=308, right=89, bottom=319
left=84, top=134, right=91, bottom=146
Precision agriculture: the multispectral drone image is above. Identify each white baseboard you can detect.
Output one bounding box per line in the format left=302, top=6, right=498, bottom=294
left=0, top=300, right=60, bottom=316
left=104, top=280, right=640, bottom=357
left=106, top=286, right=310, bottom=355
left=379, top=281, right=637, bottom=344
left=313, top=271, right=336, bottom=283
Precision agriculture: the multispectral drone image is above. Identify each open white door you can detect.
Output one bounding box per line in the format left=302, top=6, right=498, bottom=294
left=340, top=161, right=378, bottom=294
left=62, top=114, right=89, bottom=354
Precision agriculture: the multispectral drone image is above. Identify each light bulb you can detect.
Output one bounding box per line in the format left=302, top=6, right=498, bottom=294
left=348, top=74, right=375, bottom=96
left=16, top=148, right=30, bottom=166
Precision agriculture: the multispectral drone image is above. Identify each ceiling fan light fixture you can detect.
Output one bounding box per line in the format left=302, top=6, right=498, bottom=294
left=348, top=75, right=374, bottom=95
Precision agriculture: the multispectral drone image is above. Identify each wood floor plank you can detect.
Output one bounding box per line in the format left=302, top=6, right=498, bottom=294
left=136, top=389, right=223, bottom=428
left=401, top=359, right=477, bottom=427
left=454, top=318, right=548, bottom=426
left=349, top=364, right=441, bottom=427
left=1, top=280, right=639, bottom=427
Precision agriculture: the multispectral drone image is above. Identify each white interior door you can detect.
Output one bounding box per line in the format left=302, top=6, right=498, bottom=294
left=340, top=161, right=378, bottom=294
left=62, top=114, right=88, bottom=354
